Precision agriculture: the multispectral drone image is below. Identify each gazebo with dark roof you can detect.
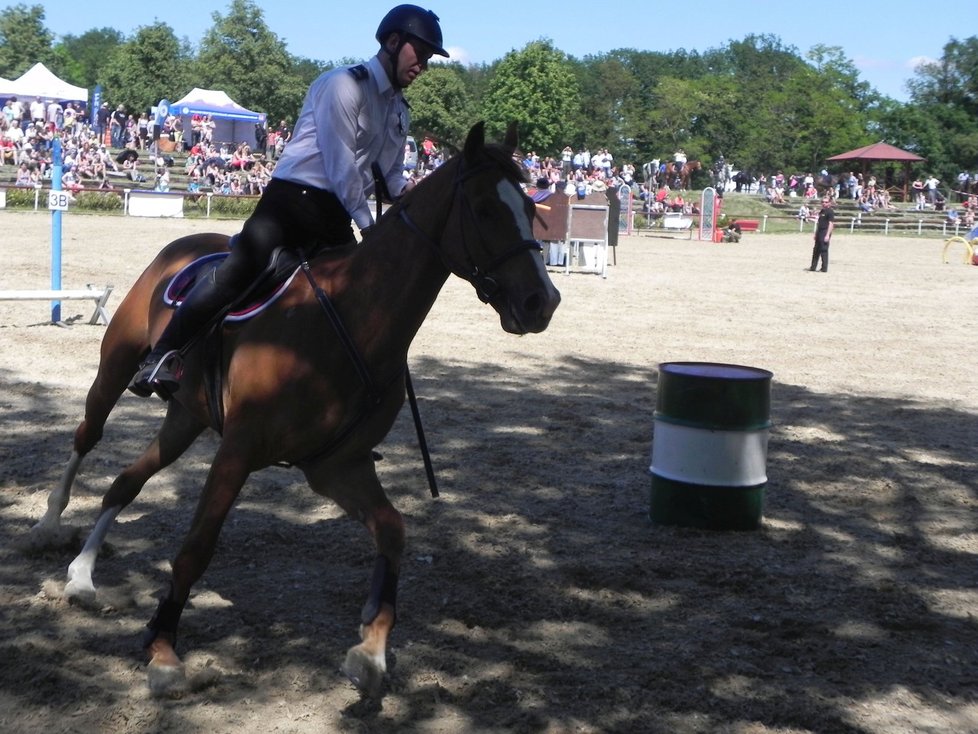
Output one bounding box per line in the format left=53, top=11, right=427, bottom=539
left=826, top=142, right=926, bottom=202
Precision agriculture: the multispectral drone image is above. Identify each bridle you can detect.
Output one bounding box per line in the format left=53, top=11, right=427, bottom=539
left=395, top=156, right=543, bottom=305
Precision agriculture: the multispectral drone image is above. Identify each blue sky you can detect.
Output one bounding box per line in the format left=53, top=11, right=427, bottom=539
left=19, top=0, right=969, bottom=101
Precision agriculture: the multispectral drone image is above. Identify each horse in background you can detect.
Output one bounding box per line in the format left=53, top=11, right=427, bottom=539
left=642, top=159, right=660, bottom=187
left=713, top=159, right=733, bottom=191
left=672, top=160, right=701, bottom=190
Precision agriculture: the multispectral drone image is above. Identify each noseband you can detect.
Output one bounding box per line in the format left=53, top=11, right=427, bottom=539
left=398, top=160, right=542, bottom=303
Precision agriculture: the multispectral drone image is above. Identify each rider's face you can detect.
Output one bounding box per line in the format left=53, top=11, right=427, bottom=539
left=396, top=37, right=433, bottom=88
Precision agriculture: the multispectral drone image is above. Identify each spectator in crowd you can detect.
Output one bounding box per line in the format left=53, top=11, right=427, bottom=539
left=45, top=98, right=61, bottom=128
left=9, top=96, right=25, bottom=131
left=62, top=166, right=85, bottom=196
left=925, top=174, right=940, bottom=206
left=63, top=102, right=78, bottom=136
left=912, top=177, right=926, bottom=210
left=129, top=3, right=449, bottom=398
left=560, top=145, right=573, bottom=177
left=15, top=161, right=33, bottom=186
left=110, top=104, right=126, bottom=148
left=137, top=113, right=150, bottom=149
left=30, top=96, right=45, bottom=125
left=200, top=115, right=215, bottom=146
left=0, top=125, right=17, bottom=165
left=155, top=163, right=170, bottom=192
left=124, top=114, right=138, bottom=148
left=95, top=103, right=110, bottom=143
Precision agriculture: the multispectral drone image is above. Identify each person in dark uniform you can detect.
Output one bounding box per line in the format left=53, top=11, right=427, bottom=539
left=129, top=5, right=449, bottom=399
left=809, top=195, right=835, bottom=272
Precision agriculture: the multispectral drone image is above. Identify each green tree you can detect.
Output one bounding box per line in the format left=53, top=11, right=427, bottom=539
left=902, top=36, right=978, bottom=183
left=194, top=0, right=305, bottom=126
left=0, top=3, right=53, bottom=77
left=405, top=63, right=476, bottom=152
left=480, top=40, right=579, bottom=155
left=51, top=28, right=124, bottom=90
left=575, top=53, right=640, bottom=157
left=100, top=22, right=193, bottom=113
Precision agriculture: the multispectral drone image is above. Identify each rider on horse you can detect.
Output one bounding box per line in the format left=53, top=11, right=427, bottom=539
left=129, top=5, right=449, bottom=399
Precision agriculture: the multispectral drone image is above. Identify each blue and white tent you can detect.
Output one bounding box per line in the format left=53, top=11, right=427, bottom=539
left=172, top=88, right=267, bottom=147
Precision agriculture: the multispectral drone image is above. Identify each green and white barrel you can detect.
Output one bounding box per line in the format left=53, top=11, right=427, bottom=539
left=649, top=362, right=772, bottom=531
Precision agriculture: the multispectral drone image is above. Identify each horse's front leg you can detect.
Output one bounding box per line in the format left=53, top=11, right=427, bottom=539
left=144, top=442, right=251, bottom=697
left=305, top=459, right=404, bottom=699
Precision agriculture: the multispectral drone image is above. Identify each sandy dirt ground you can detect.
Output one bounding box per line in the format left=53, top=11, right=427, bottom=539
left=1, top=210, right=976, bottom=734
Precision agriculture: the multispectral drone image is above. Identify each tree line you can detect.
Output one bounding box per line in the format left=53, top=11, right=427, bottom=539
left=2, top=0, right=976, bottom=188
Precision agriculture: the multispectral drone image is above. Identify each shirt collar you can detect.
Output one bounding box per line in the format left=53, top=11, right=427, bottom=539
left=366, top=54, right=396, bottom=98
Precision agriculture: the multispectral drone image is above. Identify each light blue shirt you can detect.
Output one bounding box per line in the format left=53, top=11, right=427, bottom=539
left=272, top=55, right=409, bottom=230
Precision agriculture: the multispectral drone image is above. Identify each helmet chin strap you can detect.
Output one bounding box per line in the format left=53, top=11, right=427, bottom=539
left=383, top=34, right=408, bottom=89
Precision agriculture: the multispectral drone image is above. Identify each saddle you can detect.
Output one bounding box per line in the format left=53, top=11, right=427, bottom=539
left=163, top=246, right=302, bottom=322
left=163, top=245, right=305, bottom=434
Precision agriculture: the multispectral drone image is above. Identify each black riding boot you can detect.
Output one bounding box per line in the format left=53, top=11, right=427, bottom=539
left=128, top=268, right=238, bottom=399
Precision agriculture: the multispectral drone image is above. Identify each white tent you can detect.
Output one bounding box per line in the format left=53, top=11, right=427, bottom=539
left=172, top=87, right=267, bottom=147
left=3, top=62, right=88, bottom=102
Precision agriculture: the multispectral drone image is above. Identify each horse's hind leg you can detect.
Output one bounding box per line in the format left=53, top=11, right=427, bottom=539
left=31, top=298, right=151, bottom=542
left=64, top=400, right=206, bottom=603
left=304, top=459, right=405, bottom=699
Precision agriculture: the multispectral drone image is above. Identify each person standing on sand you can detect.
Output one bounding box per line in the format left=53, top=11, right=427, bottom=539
left=809, top=195, right=835, bottom=272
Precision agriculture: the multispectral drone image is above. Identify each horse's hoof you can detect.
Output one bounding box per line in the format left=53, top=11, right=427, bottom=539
left=18, top=523, right=80, bottom=554
left=341, top=645, right=386, bottom=699
left=147, top=659, right=187, bottom=699
left=64, top=577, right=97, bottom=605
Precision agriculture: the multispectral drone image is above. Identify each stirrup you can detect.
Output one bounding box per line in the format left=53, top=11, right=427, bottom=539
left=128, top=350, right=183, bottom=400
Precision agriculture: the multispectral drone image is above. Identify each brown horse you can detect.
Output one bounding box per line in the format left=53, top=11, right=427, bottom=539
left=669, top=160, right=701, bottom=190
left=30, top=121, right=561, bottom=698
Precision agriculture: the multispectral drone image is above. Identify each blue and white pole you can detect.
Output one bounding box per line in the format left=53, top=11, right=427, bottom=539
left=50, top=136, right=65, bottom=323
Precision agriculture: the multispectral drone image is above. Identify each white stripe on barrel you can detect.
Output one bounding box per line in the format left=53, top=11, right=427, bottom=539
left=650, top=421, right=769, bottom=487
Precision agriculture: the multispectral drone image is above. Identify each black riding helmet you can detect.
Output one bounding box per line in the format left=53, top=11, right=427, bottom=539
left=376, top=5, right=449, bottom=58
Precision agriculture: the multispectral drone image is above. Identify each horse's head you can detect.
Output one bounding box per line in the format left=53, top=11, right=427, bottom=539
left=439, top=122, right=561, bottom=335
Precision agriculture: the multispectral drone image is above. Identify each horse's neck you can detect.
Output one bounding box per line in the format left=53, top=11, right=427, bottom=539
left=341, top=198, right=453, bottom=368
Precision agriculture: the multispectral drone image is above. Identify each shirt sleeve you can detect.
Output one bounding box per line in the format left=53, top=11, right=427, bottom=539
left=312, top=72, right=375, bottom=230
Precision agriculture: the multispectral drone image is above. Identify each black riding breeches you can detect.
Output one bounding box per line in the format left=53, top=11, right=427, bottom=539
left=218, top=177, right=356, bottom=292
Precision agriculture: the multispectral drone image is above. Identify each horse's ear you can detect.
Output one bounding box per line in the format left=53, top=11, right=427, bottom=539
left=464, top=121, right=486, bottom=162
left=503, top=121, right=519, bottom=153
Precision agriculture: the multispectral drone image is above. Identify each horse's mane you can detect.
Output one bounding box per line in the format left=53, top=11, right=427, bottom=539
left=371, top=141, right=527, bottom=236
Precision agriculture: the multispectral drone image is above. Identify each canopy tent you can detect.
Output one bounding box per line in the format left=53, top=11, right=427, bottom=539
left=826, top=141, right=926, bottom=202
left=1, top=62, right=88, bottom=103
left=172, top=88, right=267, bottom=148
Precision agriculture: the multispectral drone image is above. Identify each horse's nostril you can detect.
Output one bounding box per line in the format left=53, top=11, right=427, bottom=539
left=524, top=292, right=542, bottom=314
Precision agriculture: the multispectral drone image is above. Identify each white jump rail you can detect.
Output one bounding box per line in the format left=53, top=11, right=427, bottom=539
left=0, top=284, right=114, bottom=325
left=661, top=212, right=694, bottom=239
